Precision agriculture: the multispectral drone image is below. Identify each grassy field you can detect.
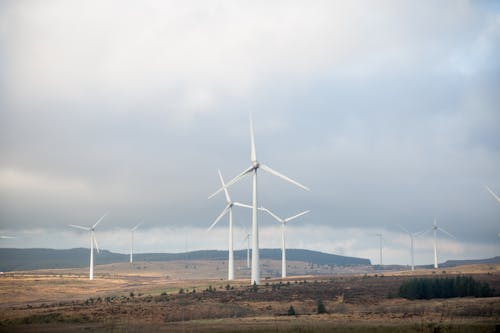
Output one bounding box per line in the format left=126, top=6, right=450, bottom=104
left=0, top=261, right=498, bottom=332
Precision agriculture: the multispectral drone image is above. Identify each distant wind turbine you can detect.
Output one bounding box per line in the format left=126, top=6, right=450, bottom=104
left=209, top=113, right=309, bottom=285
left=69, top=213, right=107, bottom=280
left=422, top=218, right=456, bottom=269
left=397, top=225, right=424, bottom=271
left=375, top=233, right=384, bottom=266
left=243, top=232, right=251, bottom=269
left=485, top=186, right=500, bottom=203
left=259, top=207, right=310, bottom=278
left=208, top=170, right=252, bottom=281
left=130, top=222, right=142, bottom=264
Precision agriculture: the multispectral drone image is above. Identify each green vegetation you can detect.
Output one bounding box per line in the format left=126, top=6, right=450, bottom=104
left=287, top=306, right=296, bottom=316
left=399, top=276, right=494, bottom=300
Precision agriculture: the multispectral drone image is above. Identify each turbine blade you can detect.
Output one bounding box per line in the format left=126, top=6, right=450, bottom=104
left=416, top=228, right=432, bottom=237
left=207, top=204, right=231, bottom=231
left=233, top=202, right=253, bottom=209
left=260, top=164, right=310, bottom=191
left=93, top=212, right=108, bottom=229
left=250, top=113, right=257, bottom=163
left=93, top=234, right=100, bottom=253
left=284, top=210, right=310, bottom=223
left=438, top=227, right=456, bottom=240
left=208, top=165, right=253, bottom=199
left=412, top=230, right=426, bottom=237
left=259, top=207, right=283, bottom=223
left=485, top=185, right=500, bottom=203
left=0, top=236, right=15, bottom=239
left=131, top=221, right=143, bottom=231
left=68, top=224, right=90, bottom=231
left=218, top=169, right=231, bottom=203
left=397, top=224, right=410, bottom=234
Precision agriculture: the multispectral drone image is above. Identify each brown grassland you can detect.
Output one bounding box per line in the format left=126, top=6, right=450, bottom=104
left=0, top=260, right=498, bottom=332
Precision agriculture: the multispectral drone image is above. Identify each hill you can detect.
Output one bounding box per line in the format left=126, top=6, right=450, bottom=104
left=0, top=248, right=370, bottom=272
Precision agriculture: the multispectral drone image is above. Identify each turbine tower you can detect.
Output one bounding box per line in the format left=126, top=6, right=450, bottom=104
left=259, top=207, right=310, bottom=278
left=485, top=186, right=500, bottom=203
left=423, top=218, right=456, bottom=269
left=208, top=170, right=252, bottom=280
left=209, top=114, right=309, bottom=285
left=130, top=222, right=142, bottom=264
left=69, top=213, right=107, bottom=280
left=397, top=225, right=423, bottom=271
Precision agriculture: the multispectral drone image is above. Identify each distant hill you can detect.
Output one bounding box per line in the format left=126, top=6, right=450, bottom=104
left=440, top=256, right=500, bottom=267
left=0, top=248, right=370, bottom=272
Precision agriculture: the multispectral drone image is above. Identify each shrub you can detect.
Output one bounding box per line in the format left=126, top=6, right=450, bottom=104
left=317, top=299, right=327, bottom=314
left=178, top=288, right=184, bottom=294
left=399, top=276, right=494, bottom=300
left=287, top=305, right=296, bottom=316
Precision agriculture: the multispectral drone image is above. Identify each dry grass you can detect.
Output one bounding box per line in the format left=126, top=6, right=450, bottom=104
left=0, top=262, right=498, bottom=332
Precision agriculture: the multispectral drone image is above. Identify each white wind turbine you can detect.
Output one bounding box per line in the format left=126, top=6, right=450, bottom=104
left=130, top=222, right=142, bottom=264
left=209, top=114, right=309, bottom=285
left=375, top=233, right=384, bottom=266
left=69, top=213, right=107, bottom=280
left=259, top=207, right=310, bottom=278
left=422, top=218, right=456, bottom=269
left=397, top=225, right=424, bottom=271
left=243, top=232, right=251, bottom=269
left=208, top=170, right=252, bottom=281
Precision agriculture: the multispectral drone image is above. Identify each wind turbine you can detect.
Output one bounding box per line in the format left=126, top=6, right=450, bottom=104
left=69, top=213, right=107, bottom=280
left=397, top=225, right=424, bottom=271
left=375, top=233, right=383, bottom=266
left=485, top=186, right=500, bottom=203
left=208, top=170, right=252, bottom=280
left=422, top=218, right=456, bottom=269
left=259, top=207, right=310, bottom=278
left=209, top=114, right=309, bottom=285
left=243, top=232, right=251, bottom=269
left=130, top=222, right=142, bottom=264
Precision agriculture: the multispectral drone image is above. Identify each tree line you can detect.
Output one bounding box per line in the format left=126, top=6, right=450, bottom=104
left=399, top=276, right=494, bottom=300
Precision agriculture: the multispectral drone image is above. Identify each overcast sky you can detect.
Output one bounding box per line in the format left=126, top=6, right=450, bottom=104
left=0, top=0, right=499, bottom=266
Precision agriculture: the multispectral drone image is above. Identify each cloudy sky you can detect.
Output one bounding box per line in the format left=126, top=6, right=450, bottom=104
left=1, top=0, right=499, bottom=266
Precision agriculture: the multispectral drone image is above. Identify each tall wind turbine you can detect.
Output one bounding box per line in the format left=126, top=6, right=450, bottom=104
left=485, top=186, right=500, bottom=203
left=259, top=207, right=310, bottom=278
left=130, top=222, right=142, bottom=264
left=422, top=218, right=456, bottom=269
left=69, top=213, right=107, bottom=280
left=209, top=114, right=309, bottom=285
left=397, top=225, right=423, bottom=271
left=208, top=170, right=252, bottom=280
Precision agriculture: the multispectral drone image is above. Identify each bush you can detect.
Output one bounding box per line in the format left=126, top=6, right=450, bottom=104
left=287, top=305, right=296, bottom=316
left=317, top=299, right=327, bottom=314
left=399, top=276, right=494, bottom=300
